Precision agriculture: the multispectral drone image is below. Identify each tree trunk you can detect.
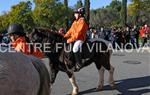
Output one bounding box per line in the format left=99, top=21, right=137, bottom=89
left=84, top=0, right=90, bottom=25
left=64, top=0, right=69, bottom=30
left=121, top=0, right=127, bottom=26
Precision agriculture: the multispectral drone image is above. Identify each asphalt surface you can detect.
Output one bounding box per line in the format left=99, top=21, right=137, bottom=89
left=51, top=49, right=150, bottom=95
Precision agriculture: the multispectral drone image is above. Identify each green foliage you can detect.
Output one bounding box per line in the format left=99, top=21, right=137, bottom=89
left=128, top=0, right=141, bottom=24
left=9, top=1, right=34, bottom=30
left=0, top=12, right=10, bottom=33
left=0, top=1, right=34, bottom=33
left=128, top=0, right=150, bottom=25
left=106, top=0, right=122, bottom=12
left=0, top=0, right=149, bottom=33
left=90, top=0, right=122, bottom=28
left=33, top=0, right=70, bottom=29
left=0, top=0, right=73, bottom=32
left=75, top=0, right=83, bottom=9
left=90, top=0, right=150, bottom=28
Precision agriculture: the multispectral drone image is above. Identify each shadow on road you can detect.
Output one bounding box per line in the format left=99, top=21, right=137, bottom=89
left=116, top=76, right=150, bottom=95
left=74, top=76, right=150, bottom=95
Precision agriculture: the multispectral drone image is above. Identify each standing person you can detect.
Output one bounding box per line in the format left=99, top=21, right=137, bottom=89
left=130, top=27, right=136, bottom=48
left=144, top=24, right=149, bottom=41
left=91, top=28, right=98, bottom=39
left=64, top=7, right=89, bottom=71
left=115, top=27, right=123, bottom=48
left=124, top=27, right=130, bottom=49
left=99, top=27, right=105, bottom=39
left=111, top=27, right=117, bottom=49
left=133, top=25, right=140, bottom=48
left=7, top=23, right=44, bottom=58
left=144, top=24, right=150, bottom=46
left=140, top=26, right=147, bottom=47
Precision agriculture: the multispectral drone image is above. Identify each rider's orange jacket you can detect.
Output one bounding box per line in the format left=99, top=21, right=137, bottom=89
left=64, top=17, right=88, bottom=43
left=11, top=37, right=44, bottom=58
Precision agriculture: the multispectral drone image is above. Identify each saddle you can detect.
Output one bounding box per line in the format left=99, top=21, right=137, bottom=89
left=64, top=38, right=109, bottom=60
left=63, top=38, right=109, bottom=71
left=63, top=40, right=95, bottom=64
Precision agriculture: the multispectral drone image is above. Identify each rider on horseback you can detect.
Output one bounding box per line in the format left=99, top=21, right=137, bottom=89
left=7, top=23, right=44, bottom=58
left=64, top=7, right=88, bottom=71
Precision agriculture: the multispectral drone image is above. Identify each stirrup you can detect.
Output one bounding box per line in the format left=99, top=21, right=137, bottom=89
left=64, top=61, right=73, bottom=73
left=73, top=64, right=82, bottom=72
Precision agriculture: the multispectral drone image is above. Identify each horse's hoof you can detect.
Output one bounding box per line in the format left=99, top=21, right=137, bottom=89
left=95, top=86, right=103, bottom=91
left=71, top=90, right=78, bottom=95
left=71, top=93, right=78, bottom=95
left=110, top=84, right=117, bottom=89
left=110, top=82, right=116, bottom=89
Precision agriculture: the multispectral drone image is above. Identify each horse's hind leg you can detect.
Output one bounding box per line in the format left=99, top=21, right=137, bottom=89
left=101, top=55, right=115, bottom=89
left=66, top=72, right=79, bottom=95
left=108, top=50, right=115, bottom=88
left=95, top=61, right=105, bottom=91
left=95, top=54, right=115, bottom=90
left=108, top=65, right=115, bottom=88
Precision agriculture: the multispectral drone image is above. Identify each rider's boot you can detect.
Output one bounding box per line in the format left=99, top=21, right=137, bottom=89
left=74, top=52, right=83, bottom=72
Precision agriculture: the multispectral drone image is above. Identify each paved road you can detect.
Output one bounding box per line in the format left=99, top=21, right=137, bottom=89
left=51, top=49, right=150, bottom=95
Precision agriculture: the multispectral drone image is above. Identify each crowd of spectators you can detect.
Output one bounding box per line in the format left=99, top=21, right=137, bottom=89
left=87, top=24, right=150, bottom=49
left=0, top=24, right=149, bottom=49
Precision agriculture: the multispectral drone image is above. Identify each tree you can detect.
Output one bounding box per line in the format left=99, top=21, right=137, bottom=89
left=106, top=0, right=122, bottom=12
left=90, top=8, right=120, bottom=28
left=0, top=15, right=5, bottom=33
left=128, top=0, right=150, bottom=25
left=141, top=0, right=150, bottom=25
left=10, top=1, right=34, bottom=30
left=0, top=1, right=34, bottom=32
left=33, top=0, right=67, bottom=28
left=128, top=0, right=141, bottom=25
left=84, top=0, right=90, bottom=24
left=0, top=12, right=10, bottom=33
left=90, top=0, right=122, bottom=28
left=75, top=0, right=83, bottom=9
left=64, top=0, right=69, bottom=30
left=120, top=0, right=127, bottom=26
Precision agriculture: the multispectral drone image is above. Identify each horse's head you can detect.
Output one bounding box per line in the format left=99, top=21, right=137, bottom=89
left=29, top=27, right=65, bottom=53
left=29, top=28, right=46, bottom=43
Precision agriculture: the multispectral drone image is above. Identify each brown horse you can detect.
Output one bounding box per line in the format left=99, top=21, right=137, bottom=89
left=0, top=47, right=50, bottom=95
left=29, top=27, right=115, bottom=95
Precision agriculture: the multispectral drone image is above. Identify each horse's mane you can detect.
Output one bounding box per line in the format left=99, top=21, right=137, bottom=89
left=35, top=27, right=64, bottom=39
left=30, top=27, right=65, bottom=43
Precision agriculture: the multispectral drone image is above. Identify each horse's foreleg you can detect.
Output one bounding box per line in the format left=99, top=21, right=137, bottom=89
left=108, top=65, right=115, bottom=89
left=50, top=69, right=59, bottom=84
left=67, top=72, right=79, bottom=95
